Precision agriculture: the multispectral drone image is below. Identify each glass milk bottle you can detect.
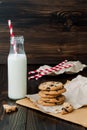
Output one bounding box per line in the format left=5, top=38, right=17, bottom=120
left=8, top=36, right=27, bottom=99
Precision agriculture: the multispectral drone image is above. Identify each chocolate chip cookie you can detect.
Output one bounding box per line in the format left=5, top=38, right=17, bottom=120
left=39, top=88, right=66, bottom=96
left=39, top=81, right=63, bottom=91
left=38, top=99, right=65, bottom=106
left=40, top=95, right=65, bottom=103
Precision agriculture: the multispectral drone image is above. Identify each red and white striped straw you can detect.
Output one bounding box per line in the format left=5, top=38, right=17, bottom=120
left=8, top=20, right=14, bottom=38
left=29, top=60, right=68, bottom=75
left=28, top=60, right=73, bottom=80
left=35, top=64, right=73, bottom=80
left=8, top=20, right=17, bottom=54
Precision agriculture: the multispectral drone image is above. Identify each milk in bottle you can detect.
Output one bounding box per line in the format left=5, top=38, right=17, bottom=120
left=8, top=36, right=27, bottom=99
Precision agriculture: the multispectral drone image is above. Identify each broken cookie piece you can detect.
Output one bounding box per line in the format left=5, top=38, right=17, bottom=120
left=61, top=102, right=73, bottom=115
left=3, top=104, right=17, bottom=113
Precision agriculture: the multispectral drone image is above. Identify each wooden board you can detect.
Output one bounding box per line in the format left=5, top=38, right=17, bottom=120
left=16, top=98, right=87, bottom=128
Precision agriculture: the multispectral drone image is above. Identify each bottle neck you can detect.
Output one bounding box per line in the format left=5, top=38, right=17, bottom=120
left=9, top=36, right=25, bottom=54
left=9, top=43, right=25, bottom=54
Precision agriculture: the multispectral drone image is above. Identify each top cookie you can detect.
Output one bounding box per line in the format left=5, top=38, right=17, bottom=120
left=39, top=81, right=63, bottom=91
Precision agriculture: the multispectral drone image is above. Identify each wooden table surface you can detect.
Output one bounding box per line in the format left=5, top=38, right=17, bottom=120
left=0, top=67, right=87, bottom=130
left=0, top=97, right=86, bottom=130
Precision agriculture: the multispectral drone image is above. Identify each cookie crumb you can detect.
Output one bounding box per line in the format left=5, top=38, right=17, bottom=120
left=61, top=102, right=73, bottom=115
left=3, top=104, right=17, bottom=113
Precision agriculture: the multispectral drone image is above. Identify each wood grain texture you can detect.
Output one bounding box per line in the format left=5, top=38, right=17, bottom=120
left=27, top=109, right=86, bottom=130
left=0, top=106, right=27, bottom=130
left=0, top=0, right=87, bottom=64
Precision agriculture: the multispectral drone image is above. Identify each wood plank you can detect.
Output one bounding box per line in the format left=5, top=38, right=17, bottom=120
left=0, top=31, right=87, bottom=64
left=0, top=0, right=86, bottom=64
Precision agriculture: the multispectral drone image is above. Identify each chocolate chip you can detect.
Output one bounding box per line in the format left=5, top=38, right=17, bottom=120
left=50, top=84, right=54, bottom=87
left=56, top=96, right=59, bottom=100
left=62, top=108, right=69, bottom=113
left=44, top=101, right=48, bottom=103
left=55, top=102, right=60, bottom=105
left=46, top=87, right=50, bottom=91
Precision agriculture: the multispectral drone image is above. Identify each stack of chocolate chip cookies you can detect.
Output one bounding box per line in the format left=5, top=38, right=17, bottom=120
left=38, top=81, right=66, bottom=106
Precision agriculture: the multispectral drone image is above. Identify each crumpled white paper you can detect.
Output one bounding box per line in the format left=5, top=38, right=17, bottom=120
left=64, top=75, right=87, bottom=109
left=26, top=75, right=87, bottom=114
left=37, top=61, right=86, bottom=75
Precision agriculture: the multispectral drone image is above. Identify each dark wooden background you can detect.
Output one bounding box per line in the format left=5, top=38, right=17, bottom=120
left=0, top=0, right=87, bottom=93
left=0, top=0, right=87, bottom=64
